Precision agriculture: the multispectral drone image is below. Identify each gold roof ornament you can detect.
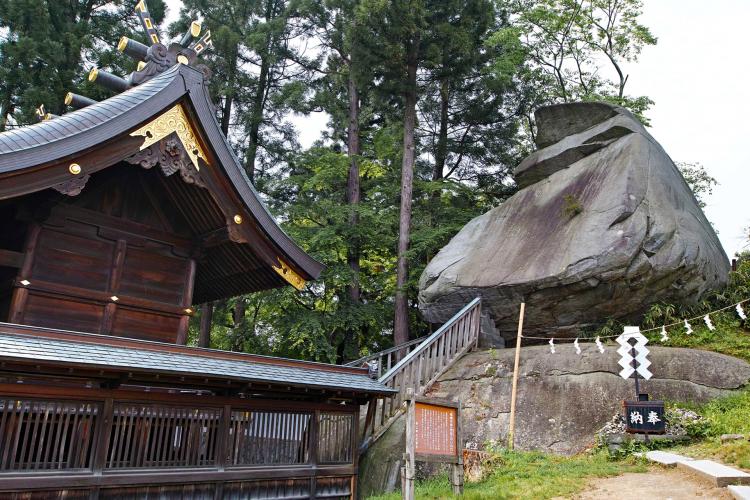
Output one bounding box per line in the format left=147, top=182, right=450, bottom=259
left=273, top=258, right=306, bottom=291
left=129, top=103, right=208, bottom=170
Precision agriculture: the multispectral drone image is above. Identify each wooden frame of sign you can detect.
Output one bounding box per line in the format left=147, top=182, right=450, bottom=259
left=402, top=391, right=463, bottom=500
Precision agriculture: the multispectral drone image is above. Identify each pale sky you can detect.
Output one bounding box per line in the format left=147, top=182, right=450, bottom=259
left=165, top=0, right=748, bottom=257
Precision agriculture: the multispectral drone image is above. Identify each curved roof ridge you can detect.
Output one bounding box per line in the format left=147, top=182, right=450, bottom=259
left=0, top=65, right=181, bottom=163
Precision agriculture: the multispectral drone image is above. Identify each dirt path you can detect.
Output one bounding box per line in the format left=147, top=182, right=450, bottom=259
left=567, top=467, right=732, bottom=499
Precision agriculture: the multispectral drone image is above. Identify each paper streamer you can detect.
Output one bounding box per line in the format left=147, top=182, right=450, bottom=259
left=549, top=338, right=555, bottom=354
left=573, top=337, right=581, bottom=355
left=660, top=326, right=669, bottom=342
left=738, top=303, right=747, bottom=320
left=684, top=319, right=693, bottom=335
left=595, top=336, right=605, bottom=353
left=704, top=314, right=715, bottom=331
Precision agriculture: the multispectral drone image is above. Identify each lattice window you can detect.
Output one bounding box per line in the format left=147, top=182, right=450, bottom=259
left=317, top=413, right=353, bottom=464
left=0, top=398, right=98, bottom=471
left=228, top=410, right=311, bottom=466
left=106, top=403, right=220, bottom=468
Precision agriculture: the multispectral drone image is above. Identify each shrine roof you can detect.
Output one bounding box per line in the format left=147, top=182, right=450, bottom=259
left=0, top=64, right=323, bottom=297
left=0, top=322, right=394, bottom=396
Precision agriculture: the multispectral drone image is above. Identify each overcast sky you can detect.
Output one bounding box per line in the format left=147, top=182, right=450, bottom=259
left=165, top=0, right=749, bottom=257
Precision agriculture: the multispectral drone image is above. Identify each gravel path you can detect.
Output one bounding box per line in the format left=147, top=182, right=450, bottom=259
left=566, top=468, right=732, bottom=499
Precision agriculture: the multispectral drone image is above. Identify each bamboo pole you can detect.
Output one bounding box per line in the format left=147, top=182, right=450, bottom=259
left=507, top=302, right=525, bottom=450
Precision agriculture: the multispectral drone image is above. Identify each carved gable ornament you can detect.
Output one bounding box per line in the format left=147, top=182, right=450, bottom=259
left=129, top=103, right=208, bottom=170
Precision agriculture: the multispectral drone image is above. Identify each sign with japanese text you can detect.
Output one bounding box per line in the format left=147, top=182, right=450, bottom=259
left=623, top=400, right=666, bottom=434
left=415, top=402, right=458, bottom=457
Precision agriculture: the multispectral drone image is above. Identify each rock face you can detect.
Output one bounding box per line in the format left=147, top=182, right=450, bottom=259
left=358, top=346, right=750, bottom=496
left=419, top=102, right=729, bottom=342
left=431, top=346, right=750, bottom=455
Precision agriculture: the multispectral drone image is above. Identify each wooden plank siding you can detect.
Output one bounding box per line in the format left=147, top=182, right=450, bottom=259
left=0, top=389, right=358, bottom=498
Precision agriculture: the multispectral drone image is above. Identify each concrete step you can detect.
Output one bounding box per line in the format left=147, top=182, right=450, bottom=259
left=729, top=485, right=750, bottom=500
left=677, top=459, right=750, bottom=487
left=639, top=450, right=694, bottom=466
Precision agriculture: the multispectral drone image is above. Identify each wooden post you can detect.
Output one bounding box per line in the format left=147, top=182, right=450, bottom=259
left=198, top=301, right=214, bottom=348
left=403, top=389, right=415, bottom=500
left=451, top=400, right=464, bottom=495
left=507, top=302, right=525, bottom=450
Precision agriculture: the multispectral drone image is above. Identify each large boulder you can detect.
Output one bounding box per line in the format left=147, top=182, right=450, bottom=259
left=359, top=346, right=750, bottom=496
left=419, top=102, right=729, bottom=342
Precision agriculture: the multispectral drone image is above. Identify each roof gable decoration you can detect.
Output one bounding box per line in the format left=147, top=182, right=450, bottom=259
left=129, top=103, right=207, bottom=171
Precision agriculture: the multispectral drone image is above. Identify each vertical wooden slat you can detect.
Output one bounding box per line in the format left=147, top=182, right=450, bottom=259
left=93, top=398, right=113, bottom=474
left=43, top=402, right=61, bottom=469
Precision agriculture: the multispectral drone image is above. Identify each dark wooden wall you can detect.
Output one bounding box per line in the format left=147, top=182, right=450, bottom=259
left=6, top=166, right=197, bottom=343
left=0, top=384, right=358, bottom=499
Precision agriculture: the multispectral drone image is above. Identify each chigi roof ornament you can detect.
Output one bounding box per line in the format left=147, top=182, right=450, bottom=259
left=37, top=0, right=213, bottom=121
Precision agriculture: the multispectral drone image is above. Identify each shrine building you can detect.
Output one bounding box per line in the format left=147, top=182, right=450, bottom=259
left=0, top=4, right=392, bottom=498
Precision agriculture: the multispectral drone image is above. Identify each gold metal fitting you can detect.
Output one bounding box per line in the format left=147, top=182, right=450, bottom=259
left=184, top=308, right=193, bottom=314
left=69, top=163, right=82, bottom=175
left=117, top=36, right=128, bottom=52
left=64, top=92, right=73, bottom=105
left=233, top=214, right=243, bottom=225
left=136, top=61, right=147, bottom=71
left=110, top=295, right=119, bottom=302
left=177, top=54, right=189, bottom=65
left=88, top=67, right=99, bottom=82
left=190, top=21, right=202, bottom=37
left=20, top=280, right=30, bottom=286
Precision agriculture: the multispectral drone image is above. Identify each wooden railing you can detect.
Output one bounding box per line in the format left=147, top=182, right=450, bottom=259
left=345, top=336, right=428, bottom=377
left=360, top=298, right=481, bottom=450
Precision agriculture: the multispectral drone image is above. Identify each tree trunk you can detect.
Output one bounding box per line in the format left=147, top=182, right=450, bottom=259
left=393, top=39, right=419, bottom=347
left=232, top=298, right=246, bottom=351
left=346, top=73, right=361, bottom=304
left=198, top=302, right=214, bottom=348
left=244, top=0, right=277, bottom=183
left=343, top=70, right=361, bottom=360
left=433, top=78, right=449, bottom=182
left=245, top=57, right=269, bottom=182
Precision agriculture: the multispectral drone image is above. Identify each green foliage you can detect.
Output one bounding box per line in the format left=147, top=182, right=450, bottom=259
left=668, top=387, right=750, bottom=469
left=675, top=161, right=718, bottom=209
left=0, top=0, right=164, bottom=129
left=2, top=0, right=658, bottom=364
left=509, top=0, right=657, bottom=129
left=562, top=194, right=583, bottom=218
left=368, top=449, right=646, bottom=500
left=638, top=255, right=750, bottom=362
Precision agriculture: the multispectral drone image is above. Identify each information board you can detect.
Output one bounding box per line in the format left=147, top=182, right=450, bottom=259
left=415, top=402, right=457, bottom=456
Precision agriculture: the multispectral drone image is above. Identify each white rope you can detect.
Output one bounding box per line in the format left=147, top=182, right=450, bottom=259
left=520, top=298, right=749, bottom=343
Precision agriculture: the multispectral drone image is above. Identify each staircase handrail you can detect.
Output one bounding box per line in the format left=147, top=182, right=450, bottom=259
left=379, top=297, right=481, bottom=384
left=359, top=297, right=482, bottom=453
left=345, top=336, right=429, bottom=367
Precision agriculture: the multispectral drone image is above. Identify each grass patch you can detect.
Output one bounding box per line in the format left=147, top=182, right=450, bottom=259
left=652, top=316, right=750, bottom=363
left=367, top=450, right=646, bottom=500
left=668, top=387, right=750, bottom=469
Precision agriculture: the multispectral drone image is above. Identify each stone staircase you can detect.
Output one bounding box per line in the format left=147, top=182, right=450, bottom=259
left=640, top=450, right=750, bottom=499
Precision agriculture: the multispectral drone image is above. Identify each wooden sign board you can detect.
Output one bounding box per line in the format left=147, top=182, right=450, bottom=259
left=403, top=395, right=463, bottom=499
left=414, top=402, right=458, bottom=460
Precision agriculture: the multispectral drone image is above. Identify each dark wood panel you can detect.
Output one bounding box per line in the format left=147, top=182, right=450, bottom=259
left=119, top=247, right=189, bottom=306
left=31, top=228, right=114, bottom=292
left=0, top=250, right=23, bottom=269
left=21, top=294, right=104, bottom=334
left=111, top=308, right=181, bottom=343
